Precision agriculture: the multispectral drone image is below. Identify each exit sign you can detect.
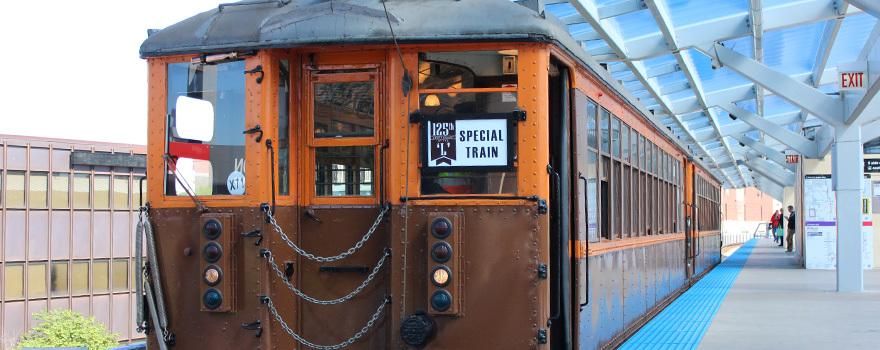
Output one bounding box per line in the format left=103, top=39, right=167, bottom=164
left=840, top=71, right=866, bottom=89
left=838, top=62, right=868, bottom=90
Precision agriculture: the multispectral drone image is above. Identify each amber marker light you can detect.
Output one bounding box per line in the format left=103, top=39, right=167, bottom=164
left=431, top=266, right=451, bottom=287
left=203, top=265, right=222, bottom=286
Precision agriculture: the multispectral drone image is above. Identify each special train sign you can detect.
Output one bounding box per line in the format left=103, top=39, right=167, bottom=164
left=414, top=111, right=521, bottom=173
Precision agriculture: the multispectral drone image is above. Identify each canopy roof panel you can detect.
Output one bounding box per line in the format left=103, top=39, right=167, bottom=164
left=540, top=0, right=878, bottom=191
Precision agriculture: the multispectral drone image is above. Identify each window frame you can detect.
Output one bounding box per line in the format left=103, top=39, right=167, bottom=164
left=303, top=64, right=383, bottom=205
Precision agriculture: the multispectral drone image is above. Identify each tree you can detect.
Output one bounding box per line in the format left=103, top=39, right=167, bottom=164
left=14, top=308, right=120, bottom=350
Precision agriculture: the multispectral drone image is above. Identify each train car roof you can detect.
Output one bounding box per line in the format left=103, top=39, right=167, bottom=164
left=140, top=0, right=573, bottom=58
left=141, top=0, right=722, bottom=184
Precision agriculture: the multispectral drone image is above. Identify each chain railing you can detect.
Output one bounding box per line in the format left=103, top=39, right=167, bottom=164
left=264, top=295, right=390, bottom=350
left=264, top=248, right=390, bottom=305
left=263, top=205, right=388, bottom=262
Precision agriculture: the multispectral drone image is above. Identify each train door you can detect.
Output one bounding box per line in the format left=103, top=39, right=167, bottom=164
left=547, top=59, right=573, bottom=350
left=280, top=51, right=391, bottom=348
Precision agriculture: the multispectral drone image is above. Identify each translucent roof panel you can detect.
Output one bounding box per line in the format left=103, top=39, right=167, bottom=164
left=689, top=48, right=753, bottom=92
left=666, top=0, right=749, bottom=28
left=763, top=21, right=825, bottom=76
left=824, top=14, right=877, bottom=71
left=608, top=9, right=661, bottom=41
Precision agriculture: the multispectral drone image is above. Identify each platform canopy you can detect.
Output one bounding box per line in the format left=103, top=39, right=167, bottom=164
left=537, top=0, right=879, bottom=195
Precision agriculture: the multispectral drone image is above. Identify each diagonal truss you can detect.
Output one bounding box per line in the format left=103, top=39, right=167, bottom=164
left=644, top=0, right=749, bottom=186
left=567, top=0, right=739, bottom=186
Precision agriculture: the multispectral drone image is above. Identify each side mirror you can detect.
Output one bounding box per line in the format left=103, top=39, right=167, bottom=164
left=175, top=96, right=214, bottom=142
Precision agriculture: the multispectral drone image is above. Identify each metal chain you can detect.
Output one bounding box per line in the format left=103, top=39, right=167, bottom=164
left=265, top=295, right=388, bottom=350
left=264, top=206, right=388, bottom=262
left=265, top=249, right=390, bottom=305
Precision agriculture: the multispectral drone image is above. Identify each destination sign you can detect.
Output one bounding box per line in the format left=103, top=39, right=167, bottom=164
left=417, top=112, right=518, bottom=173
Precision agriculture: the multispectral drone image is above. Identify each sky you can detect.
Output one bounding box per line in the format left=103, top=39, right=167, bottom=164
left=0, top=0, right=225, bottom=145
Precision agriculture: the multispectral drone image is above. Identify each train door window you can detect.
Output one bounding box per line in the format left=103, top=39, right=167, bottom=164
left=278, top=59, right=291, bottom=196
left=309, top=70, right=379, bottom=200
left=418, top=51, right=519, bottom=195
left=600, top=109, right=610, bottom=154
left=166, top=60, right=247, bottom=196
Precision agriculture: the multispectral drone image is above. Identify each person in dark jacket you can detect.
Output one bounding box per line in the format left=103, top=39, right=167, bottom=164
left=786, top=205, right=796, bottom=252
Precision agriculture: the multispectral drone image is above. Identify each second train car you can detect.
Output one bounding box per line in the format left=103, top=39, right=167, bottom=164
left=137, top=0, right=722, bottom=349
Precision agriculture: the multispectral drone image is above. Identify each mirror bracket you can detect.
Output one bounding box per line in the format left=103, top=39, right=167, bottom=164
left=243, top=125, right=263, bottom=143
left=244, top=65, right=264, bottom=84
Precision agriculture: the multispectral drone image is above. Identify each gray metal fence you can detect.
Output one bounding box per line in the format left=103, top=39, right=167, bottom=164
left=722, top=222, right=769, bottom=246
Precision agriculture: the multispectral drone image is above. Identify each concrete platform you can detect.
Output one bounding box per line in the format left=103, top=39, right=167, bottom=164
left=619, top=238, right=880, bottom=349
left=698, top=239, right=880, bottom=349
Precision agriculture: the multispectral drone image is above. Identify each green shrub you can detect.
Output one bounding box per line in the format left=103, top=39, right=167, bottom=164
left=15, top=308, right=120, bottom=350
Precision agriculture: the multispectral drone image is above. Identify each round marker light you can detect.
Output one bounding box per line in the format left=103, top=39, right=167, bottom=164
left=430, top=290, right=452, bottom=312
left=430, top=242, right=451, bottom=263
left=203, top=265, right=222, bottom=286
left=431, top=266, right=451, bottom=287
left=203, top=288, right=223, bottom=309
left=203, top=219, right=222, bottom=240
left=203, top=242, right=222, bottom=263
left=430, top=218, right=452, bottom=239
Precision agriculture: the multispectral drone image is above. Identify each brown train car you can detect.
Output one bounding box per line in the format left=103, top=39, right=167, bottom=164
left=137, top=1, right=722, bottom=349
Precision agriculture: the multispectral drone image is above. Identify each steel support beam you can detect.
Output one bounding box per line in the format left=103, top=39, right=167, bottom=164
left=845, top=0, right=880, bottom=19
left=863, top=118, right=880, bottom=142
left=832, top=123, right=864, bottom=291
left=568, top=0, right=731, bottom=184
left=750, top=173, right=785, bottom=201
left=604, top=0, right=863, bottom=61
left=746, top=156, right=796, bottom=186
left=857, top=21, right=880, bottom=61
left=811, top=15, right=846, bottom=87
left=702, top=42, right=843, bottom=125
left=730, top=134, right=796, bottom=172
left=719, top=103, right=819, bottom=158
left=846, top=76, right=880, bottom=125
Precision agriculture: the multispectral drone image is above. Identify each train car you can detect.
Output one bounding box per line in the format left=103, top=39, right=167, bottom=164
left=137, top=0, right=722, bottom=349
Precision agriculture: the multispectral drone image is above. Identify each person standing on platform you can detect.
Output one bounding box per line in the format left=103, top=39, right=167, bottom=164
left=786, top=205, right=796, bottom=252
left=770, top=210, right=782, bottom=244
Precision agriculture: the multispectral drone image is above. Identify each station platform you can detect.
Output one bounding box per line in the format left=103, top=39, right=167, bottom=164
left=620, top=238, right=880, bottom=349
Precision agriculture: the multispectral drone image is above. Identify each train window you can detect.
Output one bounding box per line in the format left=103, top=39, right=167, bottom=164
left=418, top=51, right=518, bottom=195
left=587, top=100, right=598, bottom=149
left=314, top=81, right=374, bottom=138
left=612, top=118, right=621, bottom=158
left=166, top=60, right=247, bottom=196
left=622, top=124, right=630, bottom=161
left=631, top=130, right=638, bottom=166
left=638, top=136, right=645, bottom=169
left=278, top=59, right=291, bottom=196
left=646, top=142, right=653, bottom=173
left=600, top=109, right=610, bottom=154
left=309, top=70, right=378, bottom=199
left=315, top=146, right=374, bottom=196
